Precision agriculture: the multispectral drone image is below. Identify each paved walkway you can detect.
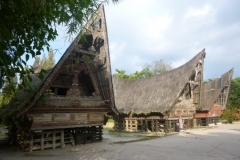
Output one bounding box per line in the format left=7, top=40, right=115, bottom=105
left=1, top=123, right=240, bottom=160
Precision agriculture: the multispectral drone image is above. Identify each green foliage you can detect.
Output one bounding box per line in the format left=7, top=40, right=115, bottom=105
left=227, top=77, right=240, bottom=109
left=115, top=69, right=133, bottom=79
left=40, top=48, right=56, bottom=70
left=35, top=94, right=48, bottom=107
left=0, top=0, right=119, bottom=89
left=0, top=94, right=3, bottom=108
left=221, top=107, right=239, bottom=123
left=144, top=60, right=172, bottom=75
left=0, top=76, right=18, bottom=107
left=222, top=77, right=240, bottom=123
left=115, top=59, right=172, bottom=79
left=108, top=118, right=114, bottom=122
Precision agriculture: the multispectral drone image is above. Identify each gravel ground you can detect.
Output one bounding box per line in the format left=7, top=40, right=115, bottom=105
left=0, top=122, right=240, bottom=160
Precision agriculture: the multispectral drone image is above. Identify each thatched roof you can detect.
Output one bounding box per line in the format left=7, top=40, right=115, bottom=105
left=113, top=49, right=206, bottom=114
left=0, top=70, right=51, bottom=117
left=201, top=68, right=233, bottom=111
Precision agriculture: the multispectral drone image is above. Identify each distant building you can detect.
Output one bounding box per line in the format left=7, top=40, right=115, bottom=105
left=195, top=69, right=233, bottom=126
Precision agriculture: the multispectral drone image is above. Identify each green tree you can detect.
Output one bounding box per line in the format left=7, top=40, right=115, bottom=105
left=145, top=59, right=172, bottom=75
left=46, top=48, right=55, bottom=69
left=40, top=48, right=55, bottom=70
left=115, top=59, right=172, bottom=79
left=221, top=77, right=240, bottom=122
left=0, top=76, right=18, bottom=107
left=40, top=54, right=47, bottom=70
left=221, top=107, right=239, bottom=123
left=227, top=77, right=240, bottom=109
left=115, top=69, right=132, bottom=79
left=0, top=94, right=3, bottom=108
left=0, top=0, right=119, bottom=89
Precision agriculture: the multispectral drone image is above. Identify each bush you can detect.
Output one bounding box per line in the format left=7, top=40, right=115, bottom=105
left=221, top=108, right=239, bottom=123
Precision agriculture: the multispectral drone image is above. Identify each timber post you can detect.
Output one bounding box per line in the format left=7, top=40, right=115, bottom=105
left=60, top=129, right=65, bottom=148
left=52, top=130, right=56, bottom=149
left=41, top=131, right=44, bottom=151
left=151, top=119, right=154, bottom=132
left=29, top=132, right=33, bottom=152
left=140, top=120, right=143, bottom=131
left=155, top=120, right=159, bottom=132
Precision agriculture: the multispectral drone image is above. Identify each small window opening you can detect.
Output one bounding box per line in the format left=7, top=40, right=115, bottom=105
left=57, top=88, right=68, bottom=96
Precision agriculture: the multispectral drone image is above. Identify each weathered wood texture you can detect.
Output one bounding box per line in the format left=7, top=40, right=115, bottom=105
left=200, top=68, right=233, bottom=111
left=73, top=126, right=103, bottom=144
left=28, top=112, right=106, bottom=130
left=165, top=119, right=193, bottom=132
left=169, top=99, right=196, bottom=118
left=27, top=129, right=74, bottom=152
left=196, top=117, right=220, bottom=126
left=115, top=117, right=193, bottom=133
left=115, top=118, right=166, bottom=132
left=3, top=5, right=118, bottom=119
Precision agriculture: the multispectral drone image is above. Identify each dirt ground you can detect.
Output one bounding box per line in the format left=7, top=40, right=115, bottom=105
left=1, top=122, right=240, bottom=160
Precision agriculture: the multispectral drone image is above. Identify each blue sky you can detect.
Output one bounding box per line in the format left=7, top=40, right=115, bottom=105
left=30, top=0, right=240, bottom=80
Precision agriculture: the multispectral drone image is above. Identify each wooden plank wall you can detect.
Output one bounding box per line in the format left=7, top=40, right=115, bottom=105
left=28, top=112, right=106, bottom=130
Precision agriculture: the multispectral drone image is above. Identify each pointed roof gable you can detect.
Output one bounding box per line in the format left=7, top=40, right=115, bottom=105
left=16, top=5, right=117, bottom=117
left=201, top=68, right=234, bottom=111
left=113, top=49, right=206, bottom=114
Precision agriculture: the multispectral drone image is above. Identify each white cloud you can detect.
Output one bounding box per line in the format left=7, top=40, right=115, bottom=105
left=132, top=56, right=142, bottom=65
left=26, top=1, right=240, bottom=80
left=184, top=4, right=216, bottom=19
left=144, top=16, right=172, bottom=39
left=109, top=42, right=126, bottom=63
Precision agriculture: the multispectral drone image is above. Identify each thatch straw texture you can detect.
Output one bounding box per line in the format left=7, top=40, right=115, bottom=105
left=113, top=50, right=206, bottom=114
left=201, top=68, right=233, bottom=110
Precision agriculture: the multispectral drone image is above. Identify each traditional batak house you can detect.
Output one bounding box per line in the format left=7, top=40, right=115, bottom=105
left=195, top=69, right=233, bottom=126
left=113, top=50, right=206, bottom=133
left=1, top=5, right=117, bottom=152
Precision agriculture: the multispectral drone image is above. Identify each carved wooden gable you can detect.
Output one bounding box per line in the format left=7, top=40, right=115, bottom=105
left=18, top=5, right=117, bottom=116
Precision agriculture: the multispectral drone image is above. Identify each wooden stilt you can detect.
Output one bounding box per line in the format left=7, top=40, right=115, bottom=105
left=70, top=132, right=75, bottom=146
left=41, top=131, right=44, bottom=151
left=125, top=120, right=128, bottom=131
left=129, top=120, right=133, bottom=132
left=74, top=128, right=78, bottom=145
left=91, top=127, right=94, bottom=143
left=145, top=120, right=148, bottom=131
left=155, top=120, right=159, bottom=132
left=98, top=126, right=102, bottom=141
left=52, top=130, right=56, bottom=149
left=140, top=120, right=143, bottom=131
left=29, top=133, right=33, bottom=152
left=83, top=127, right=86, bottom=144
left=169, top=120, right=172, bottom=133
left=60, top=129, right=65, bottom=148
